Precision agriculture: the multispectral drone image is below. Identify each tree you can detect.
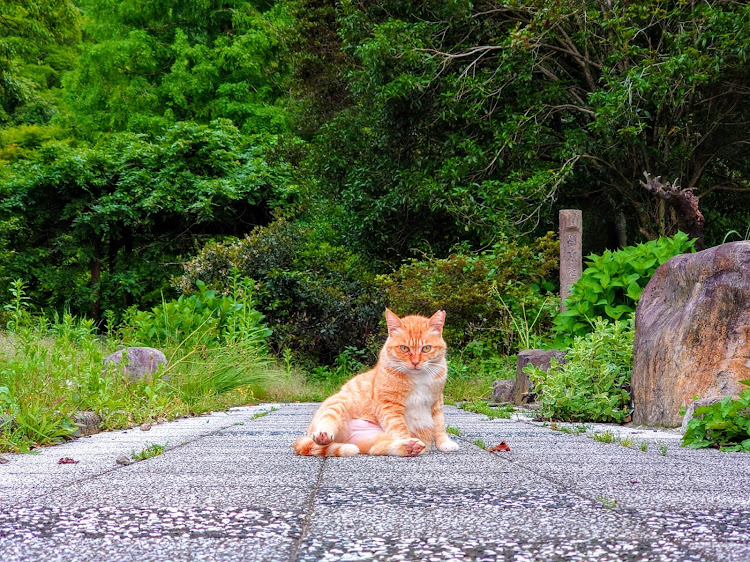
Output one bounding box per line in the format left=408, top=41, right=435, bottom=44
left=0, top=1, right=301, bottom=319
left=0, top=0, right=80, bottom=125
left=0, top=119, right=295, bottom=319
left=62, top=0, right=291, bottom=137
left=292, top=0, right=750, bottom=257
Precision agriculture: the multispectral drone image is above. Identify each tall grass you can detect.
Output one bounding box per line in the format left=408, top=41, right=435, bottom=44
left=0, top=278, right=274, bottom=453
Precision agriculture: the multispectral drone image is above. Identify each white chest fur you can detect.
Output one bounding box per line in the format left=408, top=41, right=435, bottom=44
left=404, top=374, right=436, bottom=431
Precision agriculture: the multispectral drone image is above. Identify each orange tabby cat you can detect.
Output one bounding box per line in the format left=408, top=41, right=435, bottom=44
left=293, top=309, right=459, bottom=457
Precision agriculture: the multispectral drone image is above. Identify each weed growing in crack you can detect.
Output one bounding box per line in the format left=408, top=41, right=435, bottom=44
left=132, top=442, right=167, bottom=461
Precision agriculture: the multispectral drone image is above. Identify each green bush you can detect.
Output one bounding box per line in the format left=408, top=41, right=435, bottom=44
left=174, top=219, right=385, bottom=364
left=682, top=385, right=750, bottom=452
left=554, top=232, right=696, bottom=339
left=380, top=232, right=559, bottom=354
left=120, top=275, right=273, bottom=407
left=122, top=275, right=271, bottom=351
left=529, top=318, right=634, bottom=423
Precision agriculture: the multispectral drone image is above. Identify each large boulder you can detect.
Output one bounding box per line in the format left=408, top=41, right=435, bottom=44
left=632, top=242, right=750, bottom=427
left=104, top=347, right=167, bottom=381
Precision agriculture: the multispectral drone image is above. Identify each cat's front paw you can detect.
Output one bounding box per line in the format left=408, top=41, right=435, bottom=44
left=312, top=429, right=335, bottom=445
left=436, top=439, right=459, bottom=452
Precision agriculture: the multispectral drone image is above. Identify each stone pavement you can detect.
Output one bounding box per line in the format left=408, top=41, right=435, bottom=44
left=1, top=403, right=750, bottom=561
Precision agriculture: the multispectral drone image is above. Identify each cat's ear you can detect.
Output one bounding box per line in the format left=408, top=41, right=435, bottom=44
left=385, top=308, right=404, bottom=337
left=428, top=310, right=446, bottom=335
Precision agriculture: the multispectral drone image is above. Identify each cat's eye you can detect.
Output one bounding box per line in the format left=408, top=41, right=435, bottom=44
left=399, top=345, right=410, bottom=353
left=422, top=345, right=432, bottom=352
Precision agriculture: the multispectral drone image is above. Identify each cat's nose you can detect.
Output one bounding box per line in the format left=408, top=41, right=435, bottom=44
left=411, top=357, right=420, bottom=367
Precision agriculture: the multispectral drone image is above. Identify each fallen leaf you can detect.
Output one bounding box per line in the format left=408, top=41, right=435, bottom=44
left=57, top=457, right=79, bottom=464
left=488, top=441, right=511, bottom=452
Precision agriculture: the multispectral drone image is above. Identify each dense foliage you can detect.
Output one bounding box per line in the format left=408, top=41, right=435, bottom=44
left=554, top=232, right=696, bottom=339
left=2, top=0, right=750, bottom=383
left=63, top=0, right=291, bottom=137
left=682, top=384, right=750, bottom=452
left=175, top=219, right=385, bottom=363
left=530, top=318, right=635, bottom=423
left=0, top=0, right=80, bottom=126
left=382, top=232, right=559, bottom=353
left=295, top=0, right=750, bottom=257
left=1, top=120, right=293, bottom=319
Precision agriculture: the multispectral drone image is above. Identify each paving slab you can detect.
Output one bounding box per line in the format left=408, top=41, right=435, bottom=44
left=2, top=403, right=750, bottom=561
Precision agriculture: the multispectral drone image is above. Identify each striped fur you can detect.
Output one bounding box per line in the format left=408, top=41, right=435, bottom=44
left=293, top=309, right=459, bottom=457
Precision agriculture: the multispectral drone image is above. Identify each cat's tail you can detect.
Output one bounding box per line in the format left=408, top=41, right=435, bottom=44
left=293, top=437, right=359, bottom=457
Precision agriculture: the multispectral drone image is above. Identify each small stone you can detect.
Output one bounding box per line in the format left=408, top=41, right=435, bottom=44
left=116, top=454, right=132, bottom=466
left=140, top=423, right=152, bottom=431
left=515, top=349, right=567, bottom=405
left=0, top=456, right=9, bottom=464
left=156, top=417, right=167, bottom=424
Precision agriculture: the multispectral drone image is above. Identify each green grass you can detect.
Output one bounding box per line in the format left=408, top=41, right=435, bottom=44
left=0, top=304, right=273, bottom=453
left=444, top=355, right=515, bottom=404
left=446, top=425, right=461, bottom=436
left=132, top=442, right=167, bottom=461
left=597, top=496, right=617, bottom=509
left=252, top=406, right=279, bottom=420
left=591, top=430, right=616, bottom=443
left=472, top=438, right=487, bottom=450
left=460, top=400, right=515, bottom=420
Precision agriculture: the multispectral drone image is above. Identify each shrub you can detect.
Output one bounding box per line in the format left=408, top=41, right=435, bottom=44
left=174, top=219, right=385, bottom=364
left=529, top=318, right=634, bottom=423
left=554, top=232, right=696, bottom=340
left=682, top=384, right=750, bottom=452
left=380, top=232, right=559, bottom=354
left=122, top=275, right=271, bottom=352
left=120, top=275, right=273, bottom=408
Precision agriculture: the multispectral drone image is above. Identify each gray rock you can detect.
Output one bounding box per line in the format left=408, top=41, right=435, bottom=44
left=514, top=349, right=567, bottom=405
left=140, top=423, right=152, bottom=432
left=73, top=411, right=102, bottom=437
left=103, top=347, right=167, bottom=381
left=492, top=380, right=515, bottom=403
left=633, top=241, right=750, bottom=427
left=680, top=396, right=726, bottom=434
left=116, top=454, right=132, bottom=466
left=0, top=456, right=8, bottom=464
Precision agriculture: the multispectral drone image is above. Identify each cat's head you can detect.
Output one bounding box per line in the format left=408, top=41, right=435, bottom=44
left=383, top=309, right=446, bottom=374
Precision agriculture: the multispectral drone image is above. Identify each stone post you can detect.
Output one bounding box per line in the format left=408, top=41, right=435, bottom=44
left=559, top=210, right=582, bottom=313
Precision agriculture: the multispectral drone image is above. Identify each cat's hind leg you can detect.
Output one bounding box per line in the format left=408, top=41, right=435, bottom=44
left=363, top=434, right=426, bottom=457
left=308, top=402, right=349, bottom=445
left=293, top=437, right=359, bottom=457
